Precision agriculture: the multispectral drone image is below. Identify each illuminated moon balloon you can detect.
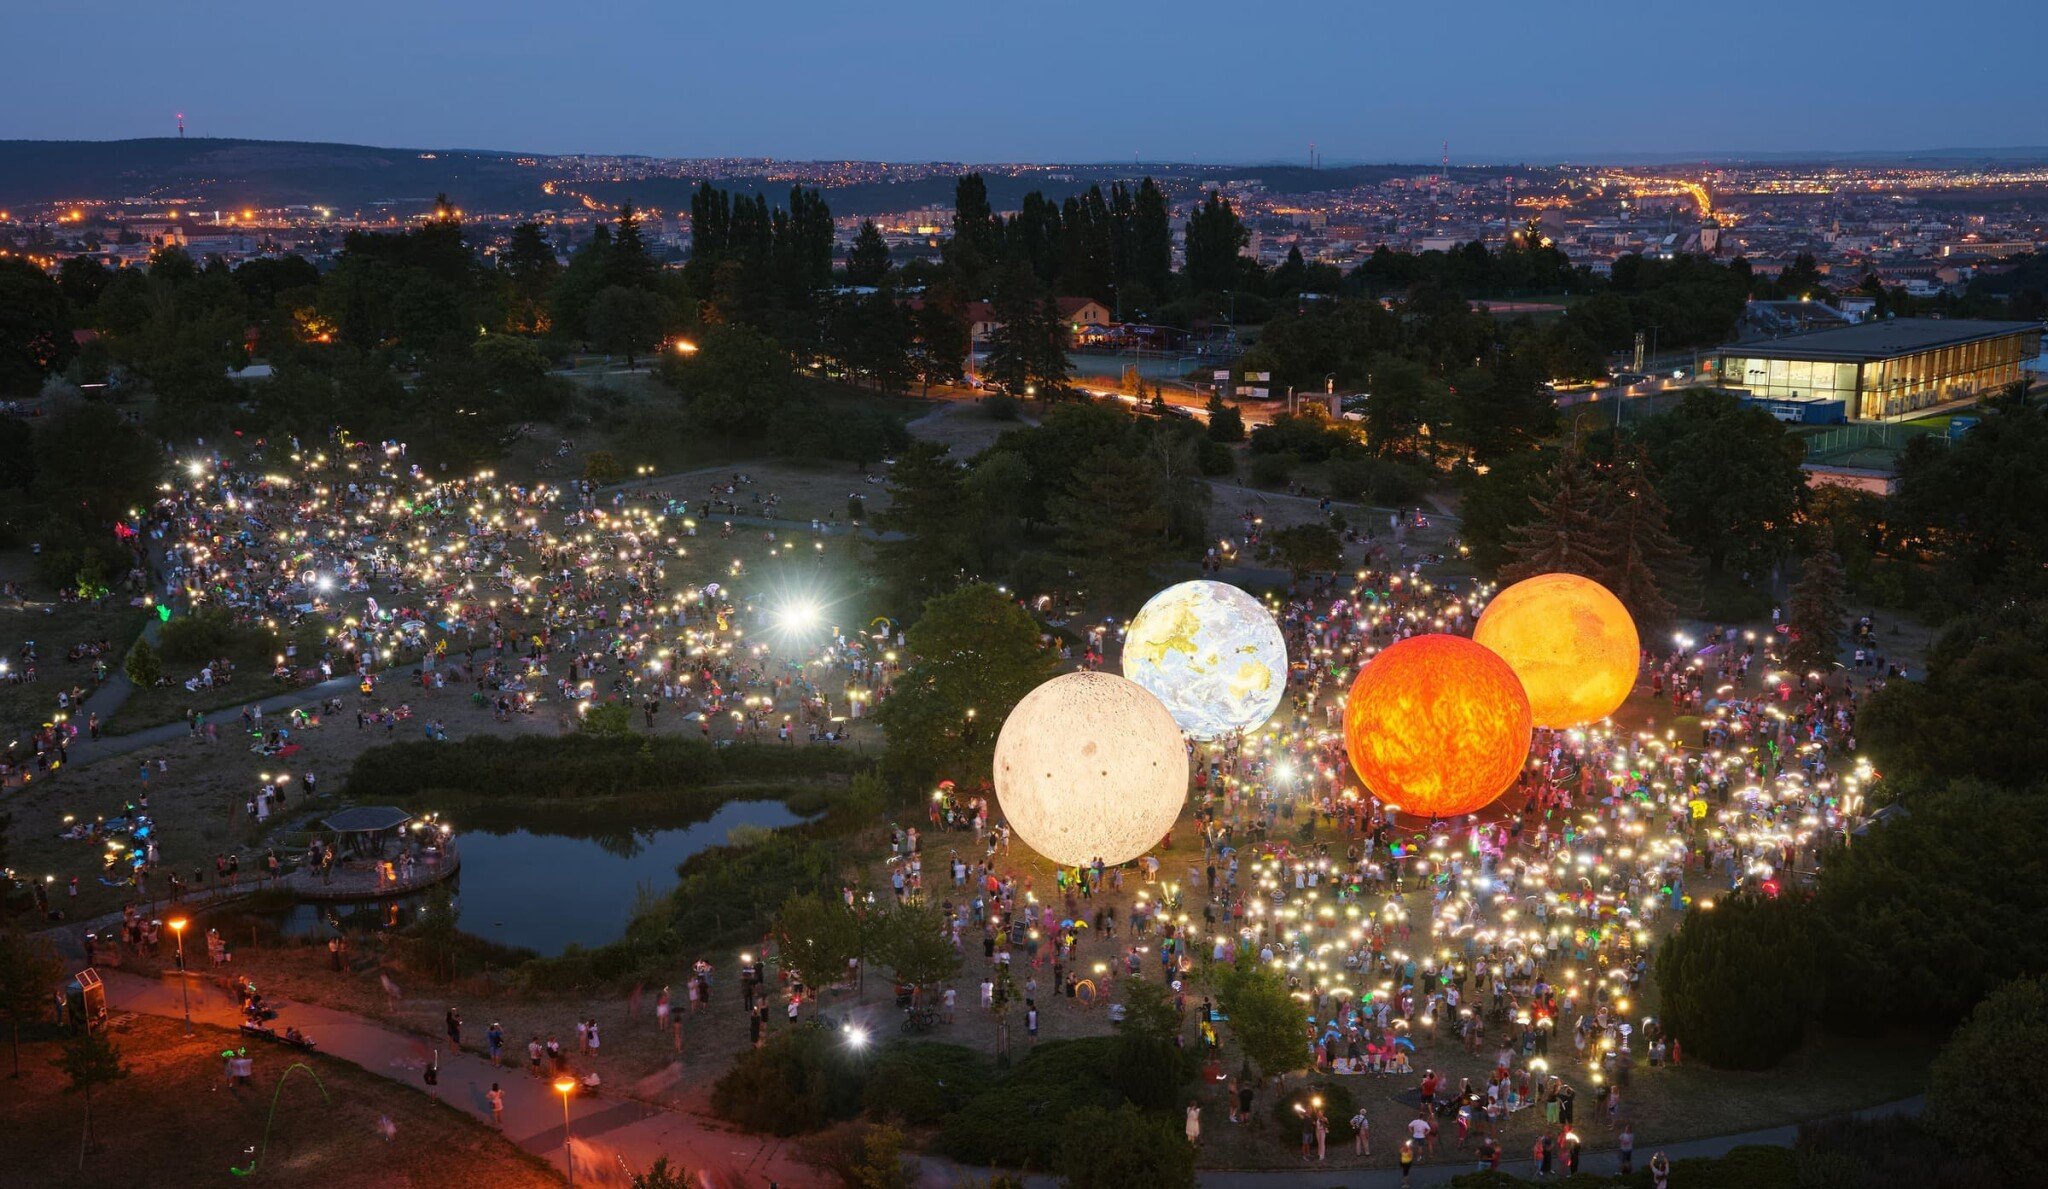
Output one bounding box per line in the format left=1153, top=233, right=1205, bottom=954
left=1122, top=579, right=1288, bottom=739
left=1343, top=633, right=1532, bottom=819
left=994, top=671, right=1189, bottom=866
left=1473, top=573, right=1640, bottom=729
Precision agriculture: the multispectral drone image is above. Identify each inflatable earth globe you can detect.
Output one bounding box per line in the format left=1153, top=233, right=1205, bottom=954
left=1121, top=579, right=1288, bottom=740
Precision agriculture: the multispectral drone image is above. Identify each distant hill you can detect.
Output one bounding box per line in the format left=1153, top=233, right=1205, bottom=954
left=0, top=137, right=1523, bottom=216
left=0, top=138, right=554, bottom=210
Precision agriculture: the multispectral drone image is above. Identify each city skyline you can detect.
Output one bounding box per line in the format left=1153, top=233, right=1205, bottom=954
left=6, top=0, right=2042, bottom=162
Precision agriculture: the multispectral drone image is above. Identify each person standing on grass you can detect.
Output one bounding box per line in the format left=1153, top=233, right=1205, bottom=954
left=445, top=1006, right=462, bottom=1051
left=1619, top=1123, right=1635, bottom=1175
left=488, top=1083, right=504, bottom=1128
left=1398, top=1138, right=1417, bottom=1187
left=1351, top=1105, right=1370, bottom=1155
left=487, top=1022, right=504, bottom=1066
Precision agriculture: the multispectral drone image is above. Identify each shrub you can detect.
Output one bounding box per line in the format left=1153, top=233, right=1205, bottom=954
left=1269, top=1080, right=1359, bottom=1143
left=712, top=1028, right=866, bottom=1135
left=1655, top=892, right=1818, bottom=1069
left=344, top=735, right=865, bottom=804
left=935, top=1039, right=1122, bottom=1168
left=123, top=638, right=162, bottom=687
left=862, top=1043, right=990, bottom=1126
left=158, top=606, right=275, bottom=665
left=982, top=393, right=1021, bottom=421
left=1248, top=451, right=1294, bottom=487
left=582, top=451, right=626, bottom=485
left=1925, top=974, right=2048, bottom=1183
left=1055, top=1104, right=1195, bottom=1189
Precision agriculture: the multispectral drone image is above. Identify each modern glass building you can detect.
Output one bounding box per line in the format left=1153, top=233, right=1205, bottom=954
left=1711, top=318, right=2041, bottom=421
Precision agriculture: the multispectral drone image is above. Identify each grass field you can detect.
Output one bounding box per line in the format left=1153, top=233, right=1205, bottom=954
left=0, top=562, right=149, bottom=737
left=2, top=1015, right=559, bottom=1189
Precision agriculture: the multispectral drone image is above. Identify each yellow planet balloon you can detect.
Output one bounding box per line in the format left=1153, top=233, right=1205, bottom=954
left=993, top=671, right=1188, bottom=866
left=1473, top=573, right=1640, bottom=728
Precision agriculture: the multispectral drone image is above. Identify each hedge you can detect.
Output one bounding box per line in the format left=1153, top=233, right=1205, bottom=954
left=344, top=735, right=867, bottom=803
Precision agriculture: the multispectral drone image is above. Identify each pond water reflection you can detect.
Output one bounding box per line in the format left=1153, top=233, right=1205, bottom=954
left=275, top=800, right=805, bottom=956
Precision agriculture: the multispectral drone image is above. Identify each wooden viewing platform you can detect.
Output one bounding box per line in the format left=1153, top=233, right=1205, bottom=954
left=295, top=846, right=460, bottom=901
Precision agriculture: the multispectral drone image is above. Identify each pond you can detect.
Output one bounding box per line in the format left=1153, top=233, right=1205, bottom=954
left=273, top=799, right=806, bottom=956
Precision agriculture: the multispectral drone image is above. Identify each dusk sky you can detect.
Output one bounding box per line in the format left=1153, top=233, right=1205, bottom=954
left=6, top=0, right=2042, bottom=162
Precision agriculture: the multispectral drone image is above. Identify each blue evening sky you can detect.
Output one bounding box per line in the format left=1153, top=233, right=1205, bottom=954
left=5, top=0, right=2040, bottom=162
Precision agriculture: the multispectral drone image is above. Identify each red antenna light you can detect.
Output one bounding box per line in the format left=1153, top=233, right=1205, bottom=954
left=177, top=112, right=185, bottom=139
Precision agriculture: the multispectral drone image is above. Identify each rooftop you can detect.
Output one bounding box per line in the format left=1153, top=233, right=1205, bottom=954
left=319, top=806, right=413, bottom=834
left=1720, top=318, right=2042, bottom=362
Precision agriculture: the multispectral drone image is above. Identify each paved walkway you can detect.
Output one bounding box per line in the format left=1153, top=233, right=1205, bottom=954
left=100, top=967, right=812, bottom=1187
left=95, top=963, right=1919, bottom=1189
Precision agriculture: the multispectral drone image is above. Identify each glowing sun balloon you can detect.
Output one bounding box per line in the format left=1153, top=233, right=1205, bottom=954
left=994, top=671, right=1188, bottom=866
left=1122, top=579, right=1288, bottom=740
left=1343, top=633, right=1532, bottom=819
left=1473, top=573, right=1640, bottom=729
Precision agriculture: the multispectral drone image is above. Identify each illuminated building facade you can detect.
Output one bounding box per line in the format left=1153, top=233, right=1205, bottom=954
left=1713, top=319, right=2041, bottom=421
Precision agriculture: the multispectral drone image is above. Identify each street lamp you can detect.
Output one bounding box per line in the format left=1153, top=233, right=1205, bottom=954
left=552, top=1077, right=578, bottom=1184
left=168, top=918, right=191, bottom=1036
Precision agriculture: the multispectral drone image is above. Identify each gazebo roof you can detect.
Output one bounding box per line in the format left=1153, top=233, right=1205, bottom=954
left=319, top=806, right=414, bottom=834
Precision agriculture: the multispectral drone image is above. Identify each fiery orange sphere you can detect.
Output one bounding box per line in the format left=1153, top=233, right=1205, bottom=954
left=1473, top=573, right=1640, bottom=729
left=1343, top=633, right=1532, bottom=818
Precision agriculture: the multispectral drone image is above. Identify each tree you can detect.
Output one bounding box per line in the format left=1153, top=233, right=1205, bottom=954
left=1889, top=403, right=2048, bottom=608
left=1785, top=547, right=1847, bottom=672
left=0, top=257, right=75, bottom=396
left=1857, top=604, right=2048, bottom=788
left=665, top=324, right=790, bottom=437
left=1501, top=451, right=1611, bottom=584
left=33, top=402, right=159, bottom=531
left=1049, top=448, right=1165, bottom=608
left=1205, top=397, right=1245, bottom=443
left=501, top=221, right=559, bottom=333
left=772, top=893, right=864, bottom=1007
left=1183, top=192, right=1249, bottom=295
left=984, top=265, right=1068, bottom=397
left=0, top=925, right=63, bottom=1076
left=1926, top=974, right=2048, bottom=1183
left=1655, top=893, right=1819, bottom=1069
left=60, top=1029, right=127, bottom=1169
left=1213, top=954, right=1303, bottom=1082
left=1111, top=980, right=1187, bottom=1109
left=1270, top=522, right=1342, bottom=576
left=586, top=284, right=667, bottom=365
left=872, top=584, right=1058, bottom=789
left=870, top=441, right=977, bottom=609
left=1597, top=443, right=1694, bottom=632
left=1814, top=780, right=2048, bottom=1033
left=1057, top=1104, right=1196, bottom=1189
left=1633, top=390, right=1805, bottom=576
left=123, top=639, right=162, bottom=689
left=869, top=901, right=962, bottom=1003
left=846, top=220, right=892, bottom=286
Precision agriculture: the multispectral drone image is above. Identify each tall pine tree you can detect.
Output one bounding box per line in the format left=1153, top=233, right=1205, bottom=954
left=1598, top=444, right=1694, bottom=632
left=1786, top=546, right=1847, bottom=671
left=1501, top=450, right=1612, bottom=583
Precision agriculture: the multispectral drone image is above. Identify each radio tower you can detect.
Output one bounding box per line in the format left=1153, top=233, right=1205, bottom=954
left=177, top=112, right=185, bottom=139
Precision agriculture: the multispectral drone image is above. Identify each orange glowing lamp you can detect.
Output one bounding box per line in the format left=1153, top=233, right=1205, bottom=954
left=1473, top=573, right=1639, bottom=729
left=1343, top=633, right=1532, bottom=819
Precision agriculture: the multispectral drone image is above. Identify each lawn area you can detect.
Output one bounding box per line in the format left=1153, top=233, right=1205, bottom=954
left=0, top=562, right=149, bottom=735
left=2, top=1015, right=560, bottom=1189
